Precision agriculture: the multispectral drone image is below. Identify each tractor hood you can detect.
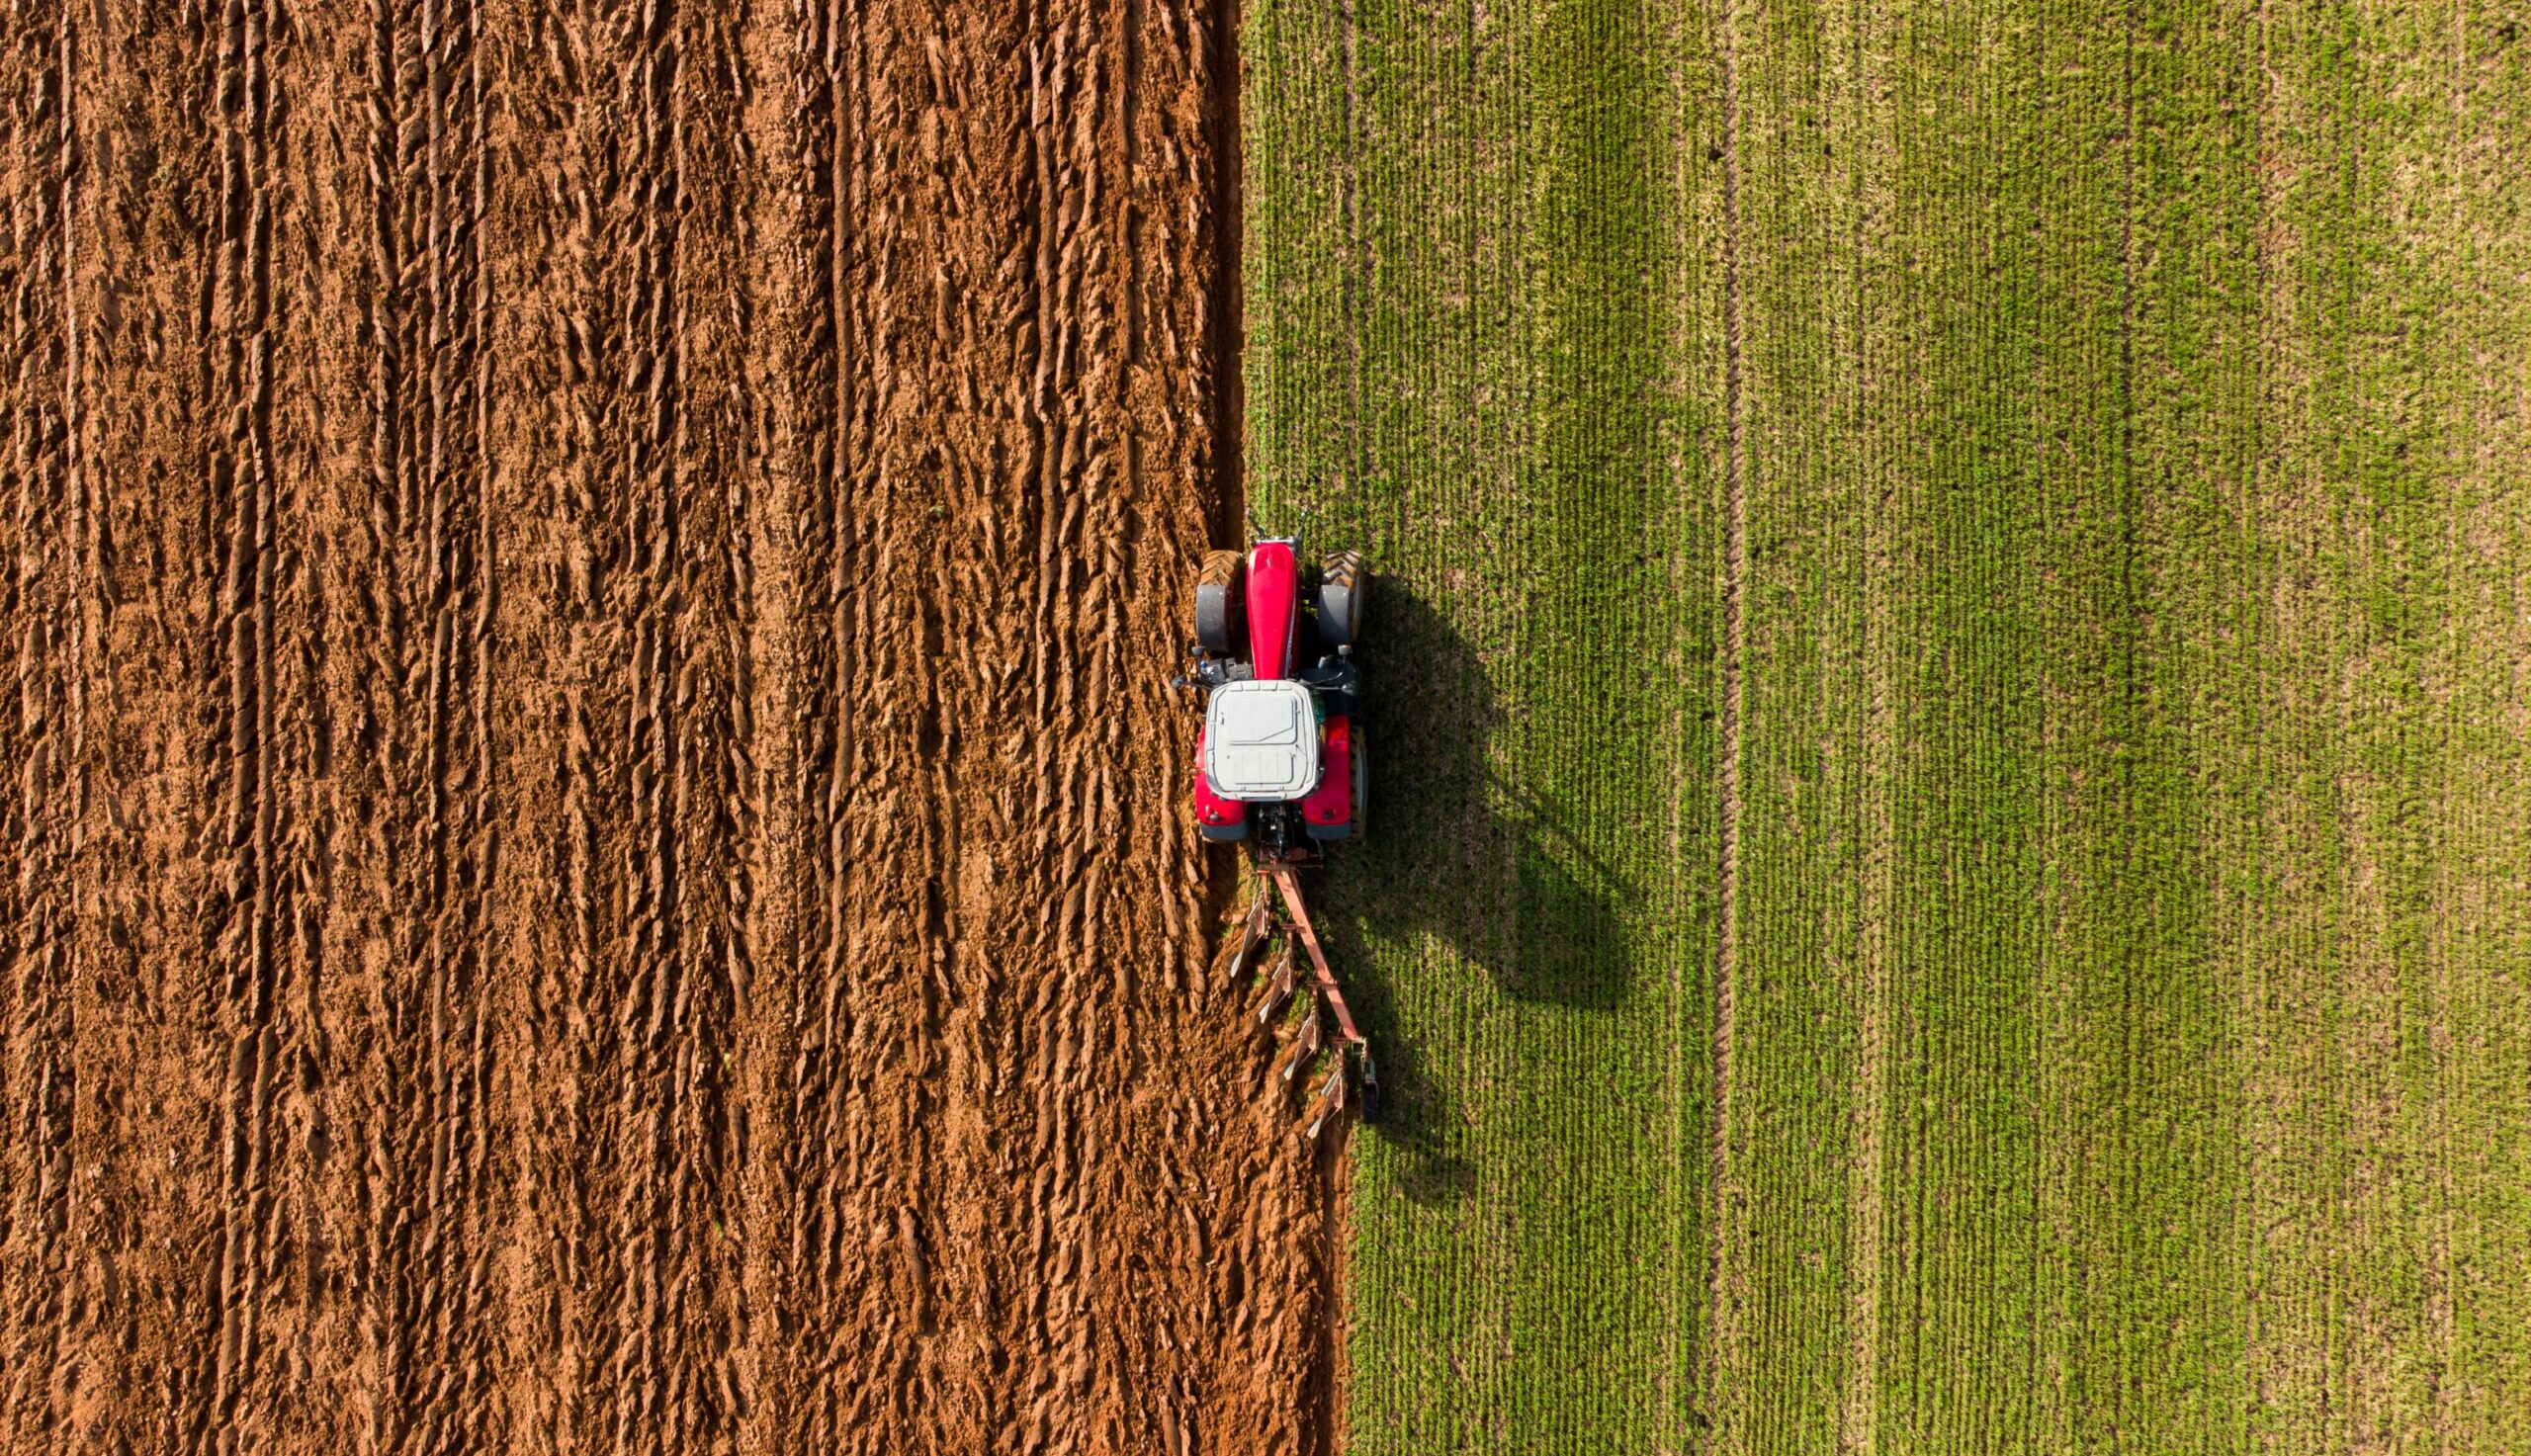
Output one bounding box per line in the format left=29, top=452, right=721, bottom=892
left=1203, top=680, right=1323, bottom=802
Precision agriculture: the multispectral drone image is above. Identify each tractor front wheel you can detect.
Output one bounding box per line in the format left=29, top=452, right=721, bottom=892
left=1194, top=549, right=1245, bottom=653
left=1317, top=550, right=1366, bottom=647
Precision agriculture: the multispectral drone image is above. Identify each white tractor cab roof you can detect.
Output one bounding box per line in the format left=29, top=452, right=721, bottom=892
left=1203, top=680, right=1322, bottom=802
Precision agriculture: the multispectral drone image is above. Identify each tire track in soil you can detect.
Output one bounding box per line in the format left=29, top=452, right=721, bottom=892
left=203, top=0, right=292, bottom=1439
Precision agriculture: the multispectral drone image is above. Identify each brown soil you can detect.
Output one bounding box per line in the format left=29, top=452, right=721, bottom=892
left=0, top=3, right=1336, bottom=1453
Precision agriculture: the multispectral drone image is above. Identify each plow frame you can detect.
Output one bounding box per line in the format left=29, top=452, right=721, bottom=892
left=1232, top=866, right=1378, bottom=1137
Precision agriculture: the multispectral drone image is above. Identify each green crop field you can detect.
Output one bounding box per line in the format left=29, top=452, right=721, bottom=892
left=1242, top=0, right=2531, bottom=1450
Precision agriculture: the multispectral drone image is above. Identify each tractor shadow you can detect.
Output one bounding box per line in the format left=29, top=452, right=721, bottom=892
left=1316, top=579, right=1636, bottom=1205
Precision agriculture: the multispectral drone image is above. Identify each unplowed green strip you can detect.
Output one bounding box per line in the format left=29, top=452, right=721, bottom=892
left=1246, top=0, right=1721, bottom=1448
left=1242, top=0, right=2531, bottom=1449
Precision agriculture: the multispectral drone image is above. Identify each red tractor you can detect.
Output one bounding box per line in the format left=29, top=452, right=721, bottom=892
left=1175, top=538, right=1376, bottom=1135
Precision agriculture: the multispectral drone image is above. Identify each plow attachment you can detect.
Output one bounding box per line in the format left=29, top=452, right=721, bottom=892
left=1231, top=867, right=1377, bottom=1137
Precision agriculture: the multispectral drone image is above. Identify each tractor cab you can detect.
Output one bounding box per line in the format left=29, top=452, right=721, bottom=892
left=1174, top=537, right=1367, bottom=860
left=1202, top=681, right=1323, bottom=802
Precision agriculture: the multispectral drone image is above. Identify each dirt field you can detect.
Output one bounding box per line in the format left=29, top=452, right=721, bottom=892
left=0, top=3, right=1338, bottom=1453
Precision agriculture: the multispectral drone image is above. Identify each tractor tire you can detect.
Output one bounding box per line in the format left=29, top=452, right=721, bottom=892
left=1193, top=549, right=1245, bottom=654
left=1317, top=550, right=1366, bottom=647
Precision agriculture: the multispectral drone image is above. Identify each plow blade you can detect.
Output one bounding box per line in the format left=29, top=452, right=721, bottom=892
left=1250, top=942, right=1297, bottom=1028
left=1222, top=867, right=1375, bottom=1138
left=1223, top=896, right=1271, bottom=984
left=1302, top=1063, right=1348, bottom=1141
left=1273, top=1002, right=1325, bottom=1088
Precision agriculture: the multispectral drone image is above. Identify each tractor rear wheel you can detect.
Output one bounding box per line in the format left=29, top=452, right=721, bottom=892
left=1194, top=549, right=1245, bottom=653
left=1317, top=550, right=1366, bottom=647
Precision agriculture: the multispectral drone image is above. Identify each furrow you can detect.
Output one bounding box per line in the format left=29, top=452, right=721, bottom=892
left=206, top=0, right=288, bottom=1443
left=319, top=2, right=505, bottom=1447
left=0, top=4, right=80, bottom=1445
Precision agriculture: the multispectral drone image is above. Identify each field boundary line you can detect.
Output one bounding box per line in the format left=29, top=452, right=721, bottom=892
left=1701, top=0, right=1749, bottom=1434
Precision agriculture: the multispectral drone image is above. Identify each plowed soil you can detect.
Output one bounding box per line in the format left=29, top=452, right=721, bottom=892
left=0, top=3, right=1336, bottom=1453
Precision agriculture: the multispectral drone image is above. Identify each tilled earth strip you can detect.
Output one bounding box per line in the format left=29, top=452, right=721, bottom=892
left=0, top=3, right=1335, bottom=1453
